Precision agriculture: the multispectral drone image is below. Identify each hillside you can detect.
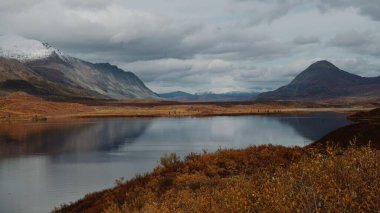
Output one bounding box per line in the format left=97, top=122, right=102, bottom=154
left=55, top=144, right=379, bottom=213
left=257, top=60, right=380, bottom=101
left=0, top=35, right=158, bottom=100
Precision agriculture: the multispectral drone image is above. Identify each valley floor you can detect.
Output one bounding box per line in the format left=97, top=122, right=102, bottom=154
left=0, top=92, right=376, bottom=122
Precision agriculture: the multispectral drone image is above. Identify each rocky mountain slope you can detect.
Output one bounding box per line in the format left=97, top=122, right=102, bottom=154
left=0, top=35, right=158, bottom=100
left=257, top=60, right=380, bottom=101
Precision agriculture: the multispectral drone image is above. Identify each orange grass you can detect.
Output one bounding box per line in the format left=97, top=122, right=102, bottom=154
left=0, top=92, right=371, bottom=121
left=55, top=144, right=379, bottom=213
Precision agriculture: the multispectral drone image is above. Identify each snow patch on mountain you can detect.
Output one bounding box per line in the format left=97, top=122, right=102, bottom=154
left=0, top=34, right=67, bottom=62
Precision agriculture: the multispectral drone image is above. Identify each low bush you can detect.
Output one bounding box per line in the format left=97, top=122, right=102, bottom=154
left=55, top=145, right=380, bottom=213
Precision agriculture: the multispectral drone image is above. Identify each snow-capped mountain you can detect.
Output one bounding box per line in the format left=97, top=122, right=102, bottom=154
left=0, top=34, right=68, bottom=62
left=0, top=35, right=158, bottom=100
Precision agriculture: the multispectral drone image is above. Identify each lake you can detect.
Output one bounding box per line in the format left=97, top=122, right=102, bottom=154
left=0, top=113, right=351, bottom=213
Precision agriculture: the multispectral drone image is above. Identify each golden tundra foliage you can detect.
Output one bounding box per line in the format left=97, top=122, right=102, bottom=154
left=56, top=145, right=379, bottom=213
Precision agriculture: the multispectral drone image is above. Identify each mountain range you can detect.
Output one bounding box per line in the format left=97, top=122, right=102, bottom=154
left=159, top=91, right=258, bottom=102
left=0, top=35, right=158, bottom=100
left=257, top=60, right=380, bottom=101
left=1, top=35, right=379, bottom=102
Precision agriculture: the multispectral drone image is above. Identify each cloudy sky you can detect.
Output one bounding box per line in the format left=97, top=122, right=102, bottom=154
left=1, top=0, right=380, bottom=93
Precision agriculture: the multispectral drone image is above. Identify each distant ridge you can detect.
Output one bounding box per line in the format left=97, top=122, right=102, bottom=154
left=257, top=60, right=380, bottom=101
left=159, top=91, right=258, bottom=102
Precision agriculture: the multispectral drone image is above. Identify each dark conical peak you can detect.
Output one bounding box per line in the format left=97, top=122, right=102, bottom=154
left=307, top=60, right=339, bottom=71
left=289, top=60, right=360, bottom=85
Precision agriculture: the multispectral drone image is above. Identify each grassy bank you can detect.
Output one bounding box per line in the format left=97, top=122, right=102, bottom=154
left=54, top=144, right=379, bottom=213
left=0, top=92, right=373, bottom=121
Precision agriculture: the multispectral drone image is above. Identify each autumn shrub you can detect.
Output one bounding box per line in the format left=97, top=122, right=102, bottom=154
left=55, top=145, right=379, bottom=213
left=255, top=145, right=379, bottom=212
left=159, top=153, right=181, bottom=169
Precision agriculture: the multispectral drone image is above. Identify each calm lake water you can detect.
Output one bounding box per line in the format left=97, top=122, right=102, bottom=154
left=0, top=113, right=351, bottom=213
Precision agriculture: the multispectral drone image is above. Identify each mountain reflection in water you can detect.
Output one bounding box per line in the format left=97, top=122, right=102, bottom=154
left=0, top=118, right=152, bottom=157
left=0, top=114, right=351, bottom=213
left=0, top=114, right=351, bottom=159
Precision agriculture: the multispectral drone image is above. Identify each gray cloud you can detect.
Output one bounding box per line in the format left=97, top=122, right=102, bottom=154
left=293, top=36, right=320, bottom=45
left=0, top=0, right=379, bottom=93
left=317, top=0, right=380, bottom=22
left=233, top=0, right=380, bottom=23
left=327, top=30, right=370, bottom=47
left=328, top=30, right=380, bottom=57
left=60, top=0, right=114, bottom=10
left=332, top=57, right=380, bottom=77
left=0, top=0, right=43, bottom=12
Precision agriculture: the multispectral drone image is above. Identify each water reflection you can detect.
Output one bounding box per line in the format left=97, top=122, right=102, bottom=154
left=273, top=112, right=352, bottom=141
left=0, top=114, right=351, bottom=213
left=0, top=118, right=152, bottom=157
left=0, top=114, right=352, bottom=159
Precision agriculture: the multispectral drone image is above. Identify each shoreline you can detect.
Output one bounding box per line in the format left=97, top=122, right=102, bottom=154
left=0, top=106, right=373, bottom=122
left=54, top=143, right=379, bottom=213
left=29, top=107, right=373, bottom=122
left=54, top=106, right=380, bottom=212
left=0, top=92, right=376, bottom=122
left=70, top=108, right=365, bottom=119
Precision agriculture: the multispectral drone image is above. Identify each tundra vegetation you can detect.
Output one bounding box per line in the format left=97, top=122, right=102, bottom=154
left=55, top=143, right=379, bottom=213
left=0, top=92, right=372, bottom=122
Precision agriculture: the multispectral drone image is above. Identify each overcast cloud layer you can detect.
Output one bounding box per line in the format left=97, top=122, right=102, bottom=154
left=1, top=0, right=380, bottom=93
